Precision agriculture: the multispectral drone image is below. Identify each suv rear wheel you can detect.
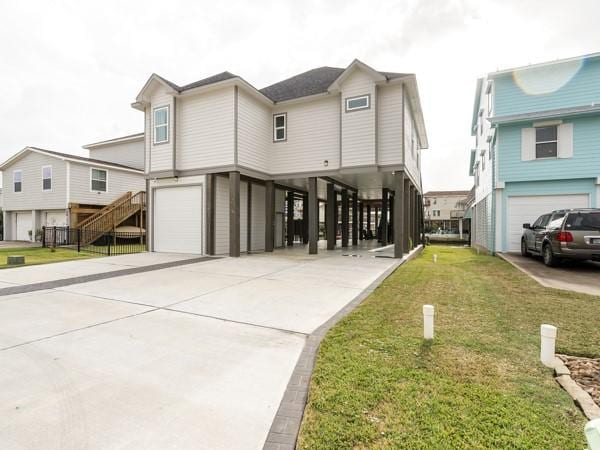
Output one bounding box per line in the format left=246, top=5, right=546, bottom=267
left=542, top=243, right=558, bottom=267
left=521, top=238, right=530, bottom=257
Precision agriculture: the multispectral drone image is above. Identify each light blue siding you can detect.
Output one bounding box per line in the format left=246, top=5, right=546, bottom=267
left=497, top=116, right=600, bottom=182
left=494, top=57, right=600, bottom=116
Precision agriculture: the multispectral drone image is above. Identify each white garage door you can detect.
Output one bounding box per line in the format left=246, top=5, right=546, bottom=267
left=154, top=186, right=203, bottom=254
left=507, top=194, right=589, bottom=251
left=15, top=212, right=32, bottom=241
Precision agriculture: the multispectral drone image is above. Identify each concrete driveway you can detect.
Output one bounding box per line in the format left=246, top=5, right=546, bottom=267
left=0, top=249, right=401, bottom=449
left=500, top=252, right=600, bottom=297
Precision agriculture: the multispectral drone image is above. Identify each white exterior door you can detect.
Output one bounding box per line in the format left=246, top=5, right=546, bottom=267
left=153, top=186, right=203, bottom=254
left=506, top=194, right=589, bottom=252
left=15, top=212, right=32, bottom=241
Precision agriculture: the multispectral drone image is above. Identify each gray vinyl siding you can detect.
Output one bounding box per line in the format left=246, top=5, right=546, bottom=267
left=88, top=139, right=144, bottom=170
left=377, top=83, right=404, bottom=165
left=214, top=175, right=230, bottom=255
left=250, top=183, right=266, bottom=251
left=403, top=98, right=421, bottom=186
left=68, top=162, right=146, bottom=205
left=149, top=87, right=175, bottom=172
left=237, top=89, right=270, bottom=173
left=176, top=87, right=235, bottom=170
left=341, top=70, right=376, bottom=167
left=2, top=152, right=67, bottom=211
left=270, top=96, right=340, bottom=174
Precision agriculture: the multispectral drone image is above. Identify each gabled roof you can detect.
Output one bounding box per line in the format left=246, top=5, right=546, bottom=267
left=0, top=147, right=144, bottom=173
left=83, top=132, right=144, bottom=149
left=259, top=67, right=345, bottom=102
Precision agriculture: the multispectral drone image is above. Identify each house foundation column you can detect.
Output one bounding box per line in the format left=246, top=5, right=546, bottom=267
left=205, top=174, right=215, bottom=255
left=381, top=188, right=389, bottom=246
left=366, top=204, right=371, bottom=238
left=394, top=171, right=405, bottom=258
left=326, top=183, right=336, bottom=250
left=389, top=193, right=394, bottom=243
left=341, top=189, right=349, bottom=248
left=352, top=192, right=358, bottom=246
left=302, top=194, right=309, bottom=244
left=411, top=185, right=417, bottom=249
left=308, top=177, right=318, bottom=254
left=265, top=180, right=275, bottom=252
left=359, top=201, right=364, bottom=240
left=229, top=171, right=240, bottom=257
left=403, top=178, right=410, bottom=252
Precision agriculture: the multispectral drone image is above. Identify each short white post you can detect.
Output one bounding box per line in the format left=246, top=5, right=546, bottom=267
left=423, top=305, right=434, bottom=339
left=585, top=418, right=600, bottom=450
left=540, top=324, right=557, bottom=367
left=433, top=254, right=438, bottom=263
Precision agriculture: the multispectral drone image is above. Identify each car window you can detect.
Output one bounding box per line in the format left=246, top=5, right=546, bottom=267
left=548, top=213, right=565, bottom=229
left=532, top=216, right=544, bottom=228
left=565, top=212, right=600, bottom=230
left=538, top=215, right=551, bottom=228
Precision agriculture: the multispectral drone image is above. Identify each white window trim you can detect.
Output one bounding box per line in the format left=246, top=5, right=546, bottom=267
left=13, top=169, right=22, bottom=193
left=90, top=167, right=108, bottom=193
left=273, top=113, right=287, bottom=142
left=345, top=94, right=370, bottom=112
left=153, top=105, right=170, bottom=145
left=535, top=125, right=558, bottom=160
left=42, top=165, right=52, bottom=192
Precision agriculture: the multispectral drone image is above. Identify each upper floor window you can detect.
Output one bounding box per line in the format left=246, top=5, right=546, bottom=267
left=91, top=168, right=107, bottom=192
left=42, top=166, right=52, bottom=191
left=345, top=94, right=370, bottom=112
left=273, top=113, right=287, bottom=142
left=535, top=125, right=558, bottom=158
left=13, top=170, right=22, bottom=193
left=481, top=154, right=485, bottom=171
left=486, top=81, right=493, bottom=115
left=153, top=106, right=169, bottom=144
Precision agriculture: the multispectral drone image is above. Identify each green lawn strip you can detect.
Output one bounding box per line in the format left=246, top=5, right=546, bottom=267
left=298, top=245, right=597, bottom=449
left=0, top=247, right=99, bottom=269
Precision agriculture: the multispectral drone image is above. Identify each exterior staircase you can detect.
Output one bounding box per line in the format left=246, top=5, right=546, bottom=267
left=76, top=191, right=146, bottom=246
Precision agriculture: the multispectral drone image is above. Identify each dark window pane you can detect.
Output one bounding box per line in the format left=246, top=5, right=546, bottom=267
left=276, top=128, right=285, bottom=140
left=565, top=213, right=600, bottom=230
left=536, top=126, right=557, bottom=142
left=92, top=180, right=107, bottom=192
left=43, top=178, right=51, bottom=190
left=536, top=142, right=557, bottom=158
left=14, top=182, right=21, bottom=192
left=275, top=115, right=285, bottom=128
left=347, top=96, right=368, bottom=110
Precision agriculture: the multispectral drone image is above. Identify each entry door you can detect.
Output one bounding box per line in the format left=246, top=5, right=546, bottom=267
left=16, top=212, right=32, bottom=241
left=154, top=186, right=203, bottom=254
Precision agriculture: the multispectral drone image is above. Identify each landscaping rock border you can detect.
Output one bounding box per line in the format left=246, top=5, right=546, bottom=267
left=554, top=355, right=600, bottom=420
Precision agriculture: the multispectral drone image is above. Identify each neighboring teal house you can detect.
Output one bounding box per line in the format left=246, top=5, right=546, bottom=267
left=469, top=52, right=600, bottom=253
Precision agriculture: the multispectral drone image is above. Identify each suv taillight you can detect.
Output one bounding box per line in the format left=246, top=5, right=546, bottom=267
left=557, top=231, right=573, bottom=242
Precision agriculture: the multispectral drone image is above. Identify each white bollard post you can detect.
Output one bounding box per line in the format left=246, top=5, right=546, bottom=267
left=540, top=324, right=557, bottom=367
left=433, top=254, right=438, bottom=263
left=585, top=418, right=600, bottom=450
left=423, top=305, right=434, bottom=339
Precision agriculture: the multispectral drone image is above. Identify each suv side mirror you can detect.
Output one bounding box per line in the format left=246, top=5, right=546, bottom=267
left=522, top=223, right=531, bottom=229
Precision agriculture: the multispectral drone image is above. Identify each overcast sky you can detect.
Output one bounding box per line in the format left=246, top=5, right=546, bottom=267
left=1, top=0, right=599, bottom=191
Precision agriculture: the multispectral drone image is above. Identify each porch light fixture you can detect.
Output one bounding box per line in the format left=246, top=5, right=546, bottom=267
left=323, top=160, right=328, bottom=167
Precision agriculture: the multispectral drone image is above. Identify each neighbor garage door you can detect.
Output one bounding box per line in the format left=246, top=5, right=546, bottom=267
left=15, top=212, right=32, bottom=241
left=507, top=194, right=589, bottom=252
left=153, top=186, right=203, bottom=254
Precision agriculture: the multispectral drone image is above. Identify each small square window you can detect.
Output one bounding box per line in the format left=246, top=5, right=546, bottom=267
left=273, top=113, right=286, bottom=142
left=345, top=95, right=370, bottom=112
left=91, top=168, right=107, bottom=192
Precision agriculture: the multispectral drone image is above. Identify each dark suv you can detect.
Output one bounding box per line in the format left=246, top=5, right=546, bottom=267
left=521, top=208, right=600, bottom=266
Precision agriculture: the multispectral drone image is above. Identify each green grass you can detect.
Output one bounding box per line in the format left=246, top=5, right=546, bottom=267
left=297, top=245, right=599, bottom=449
left=0, top=247, right=98, bottom=268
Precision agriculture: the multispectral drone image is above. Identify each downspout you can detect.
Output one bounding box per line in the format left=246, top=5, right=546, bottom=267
left=490, top=129, right=497, bottom=255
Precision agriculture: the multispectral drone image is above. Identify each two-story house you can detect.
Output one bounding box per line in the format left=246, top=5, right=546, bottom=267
left=470, top=52, right=600, bottom=253
left=1, top=133, right=146, bottom=241
left=423, top=190, right=470, bottom=237
left=132, top=59, right=428, bottom=258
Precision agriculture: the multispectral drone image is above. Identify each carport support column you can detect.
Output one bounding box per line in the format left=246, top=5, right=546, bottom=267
left=206, top=174, right=216, bottom=255
left=410, top=185, right=416, bottom=249
left=265, top=180, right=275, bottom=252
left=286, top=191, right=294, bottom=246
left=341, top=189, right=349, bottom=248
left=381, top=188, right=389, bottom=246
left=302, top=194, right=309, bottom=244
left=394, top=171, right=405, bottom=258
left=359, top=201, right=364, bottom=240
left=308, top=177, right=318, bottom=254
left=403, top=178, right=410, bottom=253
left=229, top=171, right=240, bottom=257
left=326, top=183, right=336, bottom=250
left=352, top=192, right=358, bottom=246
left=367, top=204, right=371, bottom=236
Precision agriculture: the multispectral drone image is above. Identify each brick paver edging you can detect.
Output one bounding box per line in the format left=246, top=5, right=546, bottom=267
left=0, top=256, right=218, bottom=297
left=263, top=245, right=424, bottom=450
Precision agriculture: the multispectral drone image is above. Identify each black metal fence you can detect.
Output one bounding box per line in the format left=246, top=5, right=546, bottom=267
left=42, top=226, right=146, bottom=256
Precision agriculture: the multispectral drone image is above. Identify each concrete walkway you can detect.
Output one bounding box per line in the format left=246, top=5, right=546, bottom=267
left=499, top=252, right=600, bottom=297
left=0, top=245, right=415, bottom=450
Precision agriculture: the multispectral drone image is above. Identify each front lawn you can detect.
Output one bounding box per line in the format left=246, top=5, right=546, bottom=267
left=298, top=245, right=598, bottom=449
left=0, top=247, right=98, bottom=269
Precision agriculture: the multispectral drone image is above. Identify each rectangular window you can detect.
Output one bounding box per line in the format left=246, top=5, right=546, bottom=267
left=535, top=125, right=558, bottom=158
left=273, top=113, right=286, bottom=142
left=345, top=94, right=370, bottom=112
left=42, top=166, right=52, bottom=191
left=153, top=106, right=169, bottom=144
left=91, top=168, right=107, bottom=192
left=13, top=170, right=22, bottom=193
left=481, top=155, right=485, bottom=171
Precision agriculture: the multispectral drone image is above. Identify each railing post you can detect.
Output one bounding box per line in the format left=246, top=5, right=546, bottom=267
left=66, top=225, right=70, bottom=245
left=53, top=226, right=57, bottom=248
left=42, top=226, right=46, bottom=248
left=77, top=228, right=81, bottom=252
left=107, top=232, right=111, bottom=256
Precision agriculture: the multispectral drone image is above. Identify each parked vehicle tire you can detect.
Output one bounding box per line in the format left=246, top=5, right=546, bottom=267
left=542, top=243, right=558, bottom=267
left=520, top=238, right=530, bottom=257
